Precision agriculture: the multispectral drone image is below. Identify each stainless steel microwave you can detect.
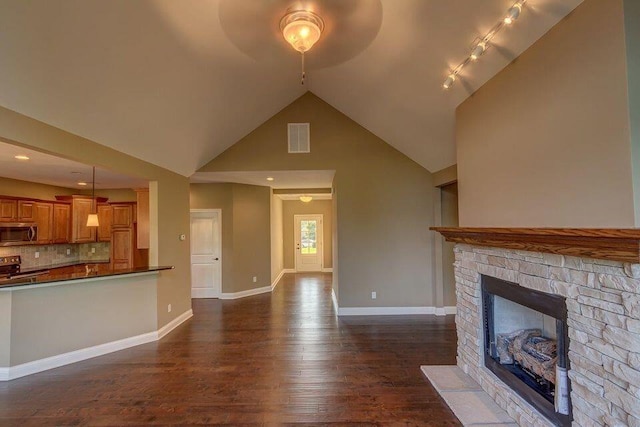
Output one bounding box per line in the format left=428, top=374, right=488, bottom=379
left=0, top=223, right=38, bottom=246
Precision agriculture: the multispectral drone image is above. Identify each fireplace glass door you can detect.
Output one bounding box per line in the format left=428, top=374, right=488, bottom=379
left=482, top=275, right=572, bottom=426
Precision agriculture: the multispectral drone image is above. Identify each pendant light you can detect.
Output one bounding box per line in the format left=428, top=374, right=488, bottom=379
left=280, top=10, right=324, bottom=85
left=86, top=166, right=100, bottom=227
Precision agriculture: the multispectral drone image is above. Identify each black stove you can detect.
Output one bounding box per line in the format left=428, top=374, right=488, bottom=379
left=0, top=255, right=21, bottom=279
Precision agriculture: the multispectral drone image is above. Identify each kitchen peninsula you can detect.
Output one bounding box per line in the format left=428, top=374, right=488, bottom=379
left=0, top=264, right=180, bottom=381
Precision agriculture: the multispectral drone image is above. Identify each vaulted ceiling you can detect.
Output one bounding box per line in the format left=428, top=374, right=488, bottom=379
left=0, top=0, right=583, bottom=177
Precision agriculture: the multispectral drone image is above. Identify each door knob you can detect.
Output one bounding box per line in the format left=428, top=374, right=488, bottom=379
left=214, top=257, right=219, bottom=261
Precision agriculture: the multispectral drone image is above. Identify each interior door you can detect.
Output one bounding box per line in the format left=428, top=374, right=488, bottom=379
left=190, top=209, right=222, bottom=298
left=294, top=214, right=323, bottom=272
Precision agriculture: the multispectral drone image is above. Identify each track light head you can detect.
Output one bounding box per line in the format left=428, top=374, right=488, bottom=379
left=443, top=74, right=456, bottom=90
left=470, top=42, right=487, bottom=61
left=504, top=4, right=522, bottom=25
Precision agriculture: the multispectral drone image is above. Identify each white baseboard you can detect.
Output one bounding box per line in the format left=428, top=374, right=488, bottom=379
left=282, top=269, right=296, bottom=274
left=322, top=268, right=333, bottom=273
left=1, top=309, right=193, bottom=381
left=271, top=269, right=286, bottom=291
left=435, top=306, right=457, bottom=316
left=158, top=309, right=194, bottom=339
left=220, top=285, right=272, bottom=300
left=337, top=306, right=456, bottom=316
left=191, top=288, right=219, bottom=299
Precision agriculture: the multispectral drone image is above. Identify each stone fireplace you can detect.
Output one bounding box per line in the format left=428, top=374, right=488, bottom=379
left=482, top=274, right=571, bottom=426
left=432, top=228, right=640, bottom=427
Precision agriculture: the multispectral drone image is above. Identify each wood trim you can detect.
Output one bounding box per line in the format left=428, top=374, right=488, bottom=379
left=430, top=227, right=640, bottom=263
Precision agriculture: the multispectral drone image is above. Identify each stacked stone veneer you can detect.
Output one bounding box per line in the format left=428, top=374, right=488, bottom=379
left=454, top=244, right=640, bottom=427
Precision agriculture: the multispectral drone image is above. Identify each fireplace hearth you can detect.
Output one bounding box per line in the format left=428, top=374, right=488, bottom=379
left=482, top=275, right=571, bottom=426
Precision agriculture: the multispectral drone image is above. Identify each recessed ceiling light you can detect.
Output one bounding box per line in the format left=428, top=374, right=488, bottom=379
left=14, top=155, right=29, bottom=160
left=266, top=177, right=274, bottom=181
left=77, top=182, right=88, bottom=186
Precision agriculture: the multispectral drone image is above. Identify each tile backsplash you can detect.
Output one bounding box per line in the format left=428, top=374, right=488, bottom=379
left=0, top=243, right=110, bottom=269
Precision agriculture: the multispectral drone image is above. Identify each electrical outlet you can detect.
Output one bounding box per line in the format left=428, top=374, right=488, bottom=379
left=91, top=247, right=96, bottom=254
left=168, top=304, right=172, bottom=313
left=371, top=291, right=377, bottom=299
left=252, top=276, right=257, bottom=283
left=35, top=251, right=39, bottom=259
left=66, top=248, right=71, bottom=255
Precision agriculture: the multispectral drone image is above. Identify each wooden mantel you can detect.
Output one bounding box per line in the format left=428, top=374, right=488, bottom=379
left=430, top=227, right=640, bottom=263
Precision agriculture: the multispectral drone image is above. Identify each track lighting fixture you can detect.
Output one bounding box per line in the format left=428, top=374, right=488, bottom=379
left=443, top=1, right=526, bottom=90
left=470, top=42, right=487, bottom=61
left=504, top=4, right=522, bottom=25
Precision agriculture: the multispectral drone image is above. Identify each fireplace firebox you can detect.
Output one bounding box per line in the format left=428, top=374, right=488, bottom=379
left=481, top=275, right=572, bottom=426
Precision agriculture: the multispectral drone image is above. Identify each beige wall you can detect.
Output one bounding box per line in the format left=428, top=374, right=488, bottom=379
left=0, top=292, right=10, bottom=366
left=457, top=0, right=635, bottom=227
left=282, top=199, right=333, bottom=269
left=0, top=106, right=191, bottom=329
left=8, top=275, right=157, bottom=365
left=432, top=165, right=457, bottom=187
left=626, top=0, right=640, bottom=221
left=270, top=192, right=284, bottom=282
left=199, top=92, right=435, bottom=308
left=190, top=183, right=271, bottom=293
left=0, top=176, right=138, bottom=203
left=0, top=176, right=75, bottom=200
left=440, top=183, right=458, bottom=307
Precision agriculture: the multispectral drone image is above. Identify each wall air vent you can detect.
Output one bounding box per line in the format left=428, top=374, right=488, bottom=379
left=288, top=123, right=310, bottom=153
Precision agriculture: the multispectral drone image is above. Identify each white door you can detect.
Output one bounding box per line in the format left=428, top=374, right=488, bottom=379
left=190, top=209, right=222, bottom=298
left=294, top=214, right=323, bottom=272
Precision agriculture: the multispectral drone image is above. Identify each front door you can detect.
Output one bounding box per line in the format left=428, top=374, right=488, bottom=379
left=190, top=209, right=222, bottom=298
left=294, top=214, right=323, bottom=272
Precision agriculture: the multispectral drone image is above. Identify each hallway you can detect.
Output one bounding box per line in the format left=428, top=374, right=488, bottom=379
left=0, top=273, right=460, bottom=425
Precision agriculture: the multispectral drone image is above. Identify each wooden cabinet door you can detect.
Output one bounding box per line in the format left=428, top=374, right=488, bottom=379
left=34, top=202, right=53, bottom=244
left=111, top=228, right=133, bottom=270
left=53, top=203, right=71, bottom=243
left=0, top=199, right=17, bottom=221
left=111, top=204, right=133, bottom=228
left=18, top=200, right=35, bottom=221
left=97, top=204, right=112, bottom=242
left=72, top=198, right=96, bottom=243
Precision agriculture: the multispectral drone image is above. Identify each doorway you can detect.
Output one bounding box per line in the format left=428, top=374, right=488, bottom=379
left=294, top=214, right=323, bottom=272
left=190, top=209, right=222, bottom=298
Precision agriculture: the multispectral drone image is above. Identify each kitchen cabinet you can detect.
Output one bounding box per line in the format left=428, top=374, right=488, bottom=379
left=34, top=202, right=53, bottom=244
left=0, top=199, right=17, bottom=221
left=18, top=200, right=35, bottom=222
left=111, top=203, right=134, bottom=228
left=52, top=203, right=71, bottom=243
left=111, top=227, right=134, bottom=270
left=135, top=189, right=149, bottom=249
left=97, top=204, right=112, bottom=242
left=55, top=195, right=107, bottom=243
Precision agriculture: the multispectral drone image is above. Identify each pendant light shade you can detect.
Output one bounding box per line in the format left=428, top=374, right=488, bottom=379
left=86, top=213, right=99, bottom=227
left=86, top=166, right=100, bottom=227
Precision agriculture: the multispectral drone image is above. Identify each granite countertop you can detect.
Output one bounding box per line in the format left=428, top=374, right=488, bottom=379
left=20, top=259, right=111, bottom=274
left=0, top=265, right=174, bottom=289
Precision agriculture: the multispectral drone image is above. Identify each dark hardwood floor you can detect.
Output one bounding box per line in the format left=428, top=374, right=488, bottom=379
left=0, top=273, right=460, bottom=426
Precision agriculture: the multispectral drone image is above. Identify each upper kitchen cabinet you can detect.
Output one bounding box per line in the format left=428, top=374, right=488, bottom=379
left=0, top=199, right=17, bottom=221
left=17, top=200, right=35, bottom=222
left=111, top=203, right=135, bottom=228
left=33, top=202, right=53, bottom=244
left=97, top=204, right=112, bottom=242
left=52, top=203, right=71, bottom=243
left=55, top=195, right=108, bottom=243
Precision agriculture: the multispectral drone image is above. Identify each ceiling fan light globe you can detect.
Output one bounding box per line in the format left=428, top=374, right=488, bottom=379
left=280, top=10, right=324, bottom=53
